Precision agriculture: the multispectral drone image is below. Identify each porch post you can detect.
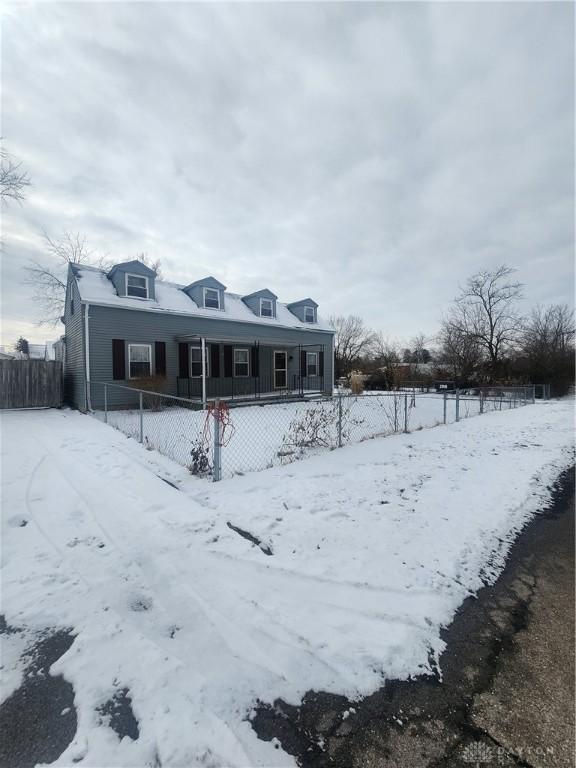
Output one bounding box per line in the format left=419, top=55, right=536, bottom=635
left=254, top=341, right=258, bottom=398
left=201, top=337, right=207, bottom=408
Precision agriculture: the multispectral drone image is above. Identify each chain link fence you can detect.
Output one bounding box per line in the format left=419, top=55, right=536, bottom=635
left=91, top=382, right=535, bottom=481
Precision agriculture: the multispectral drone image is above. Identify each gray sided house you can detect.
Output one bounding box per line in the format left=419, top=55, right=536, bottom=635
left=60, top=260, right=335, bottom=410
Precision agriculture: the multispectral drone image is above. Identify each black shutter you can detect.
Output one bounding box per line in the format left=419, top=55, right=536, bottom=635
left=210, top=344, right=220, bottom=378
left=251, top=345, right=259, bottom=377
left=319, top=350, right=324, bottom=376
left=155, top=342, right=166, bottom=376
left=224, top=345, right=233, bottom=377
left=178, top=343, right=189, bottom=378
left=300, top=350, right=307, bottom=377
left=112, top=339, right=125, bottom=380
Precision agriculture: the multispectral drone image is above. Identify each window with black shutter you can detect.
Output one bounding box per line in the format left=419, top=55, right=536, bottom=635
left=190, top=346, right=209, bottom=378
left=233, top=349, right=249, bottom=377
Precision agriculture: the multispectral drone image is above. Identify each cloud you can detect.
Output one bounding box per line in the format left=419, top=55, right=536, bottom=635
left=1, top=1, right=573, bottom=347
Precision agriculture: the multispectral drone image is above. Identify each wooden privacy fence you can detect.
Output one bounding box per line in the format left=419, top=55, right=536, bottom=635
left=0, top=360, right=63, bottom=409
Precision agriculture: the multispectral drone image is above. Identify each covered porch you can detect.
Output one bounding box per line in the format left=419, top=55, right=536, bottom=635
left=175, top=334, right=327, bottom=405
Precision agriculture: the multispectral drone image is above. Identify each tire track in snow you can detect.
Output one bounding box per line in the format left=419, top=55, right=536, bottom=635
left=27, top=429, right=294, bottom=693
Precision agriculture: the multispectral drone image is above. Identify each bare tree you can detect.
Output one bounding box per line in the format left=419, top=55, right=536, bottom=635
left=437, top=321, right=483, bottom=382
left=445, top=265, right=523, bottom=380
left=23, top=232, right=100, bottom=325
left=329, top=314, right=376, bottom=377
left=371, top=332, right=400, bottom=367
left=135, top=251, right=162, bottom=279
left=521, top=304, right=574, bottom=358
left=1, top=141, right=31, bottom=203
left=369, top=332, right=402, bottom=388
left=24, top=233, right=162, bottom=326
left=519, top=304, right=574, bottom=394
left=410, top=333, right=432, bottom=363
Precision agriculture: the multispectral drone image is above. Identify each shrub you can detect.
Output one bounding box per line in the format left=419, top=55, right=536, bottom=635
left=281, top=404, right=335, bottom=452
left=189, top=439, right=211, bottom=476
left=128, top=375, right=168, bottom=411
left=349, top=371, right=365, bottom=395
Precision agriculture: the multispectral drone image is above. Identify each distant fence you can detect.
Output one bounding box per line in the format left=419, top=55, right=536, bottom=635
left=90, top=382, right=535, bottom=481
left=0, top=360, right=63, bottom=409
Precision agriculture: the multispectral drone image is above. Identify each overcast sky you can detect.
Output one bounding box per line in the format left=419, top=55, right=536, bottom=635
left=1, top=1, right=574, bottom=349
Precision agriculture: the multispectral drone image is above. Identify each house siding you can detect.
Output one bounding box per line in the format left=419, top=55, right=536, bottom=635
left=63, top=272, right=87, bottom=410
left=85, top=303, right=334, bottom=409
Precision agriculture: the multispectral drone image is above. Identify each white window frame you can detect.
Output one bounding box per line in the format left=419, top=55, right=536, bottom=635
left=233, top=348, right=250, bottom=377
left=125, top=273, right=149, bottom=299
left=260, top=298, right=274, bottom=318
left=273, top=350, right=288, bottom=389
left=128, top=343, right=152, bottom=379
left=203, top=287, right=221, bottom=310
left=306, top=351, right=318, bottom=377
left=304, top=306, right=316, bottom=323
left=190, top=345, right=210, bottom=378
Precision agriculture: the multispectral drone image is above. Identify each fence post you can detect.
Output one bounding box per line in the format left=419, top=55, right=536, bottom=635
left=404, top=393, right=408, bottom=433
left=139, top=391, right=144, bottom=443
left=479, top=390, right=484, bottom=415
left=337, top=390, right=343, bottom=448
left=532, top=385, right=535, bottom=404
left=213, top=399, right=221, bottom=482
left=455, top=389, right=460, bottom=422
left=443, top=392, right=447, bottom=424
left=104, top=384, right=108, bottom=423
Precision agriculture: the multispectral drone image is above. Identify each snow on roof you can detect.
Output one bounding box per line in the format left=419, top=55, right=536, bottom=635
left=73, top=266, right=334, bottom=333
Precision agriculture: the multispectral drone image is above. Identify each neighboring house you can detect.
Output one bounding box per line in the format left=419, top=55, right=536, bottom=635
left=11, top=344, right=49, bottom=360
left=0, top=347, right=15, bottom=360
left=53, top=336, right=66, bottom=365
left=61, top=260, right=335, bottom=411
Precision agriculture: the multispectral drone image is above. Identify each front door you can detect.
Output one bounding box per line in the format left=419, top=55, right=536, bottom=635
left=273, top=351, right=287, bottom=389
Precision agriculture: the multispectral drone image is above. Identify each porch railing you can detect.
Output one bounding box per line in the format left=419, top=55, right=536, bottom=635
left=176, top=373, right=325, bottom=401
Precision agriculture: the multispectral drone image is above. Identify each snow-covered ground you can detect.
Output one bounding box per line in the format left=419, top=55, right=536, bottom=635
left=1, top=400, right=573, bottom=766
left=94, top=391, right=525, bottom=478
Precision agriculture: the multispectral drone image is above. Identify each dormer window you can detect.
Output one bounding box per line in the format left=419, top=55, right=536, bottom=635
left=304, top=306, right=316, bottom=323
left=126, top=274, right=149, bottom=299
left=204, top=287, right=221, bottom=309
left=260, top=298, right=274, bottom=318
